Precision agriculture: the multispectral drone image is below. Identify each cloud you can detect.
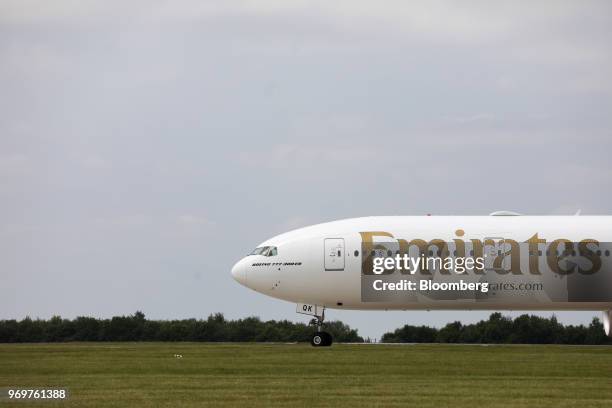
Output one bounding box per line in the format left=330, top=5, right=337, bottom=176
left=444, top=113, right=500, bottom=124
left=0, top=1, right=128, bottom=24
left=92, top=214, right=153, bottom=228
left=176, top=214, right=213, bottom=226
left=1, top=1, right=603, bottom=46
left=79, top=155, right=110, bottom=170
left=237, top=143, right=378, bottom=170
left=0, top=154, right=28, bottom=172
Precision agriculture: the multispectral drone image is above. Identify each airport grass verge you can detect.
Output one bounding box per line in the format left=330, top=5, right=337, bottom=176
left=1, top=343, right=612, bottom=407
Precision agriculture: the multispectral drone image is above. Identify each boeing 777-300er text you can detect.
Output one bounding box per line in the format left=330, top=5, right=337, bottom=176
left=231, top=213, right=612, bottom=346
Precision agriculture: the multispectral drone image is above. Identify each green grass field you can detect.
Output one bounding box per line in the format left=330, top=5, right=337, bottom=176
left=1, top=343, right=612, bottom=407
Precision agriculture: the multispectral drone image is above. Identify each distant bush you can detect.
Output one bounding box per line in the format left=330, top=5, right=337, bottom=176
left=0, top=312, right=363, bottom=343
left=2, top=312, right=609, bottom=344
left=381, top=312, right=612, bottom=345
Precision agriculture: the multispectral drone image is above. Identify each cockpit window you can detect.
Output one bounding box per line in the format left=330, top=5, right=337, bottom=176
left=248, top=246, right=278, bottom=257
left=249, top=247, right=268, bottom=255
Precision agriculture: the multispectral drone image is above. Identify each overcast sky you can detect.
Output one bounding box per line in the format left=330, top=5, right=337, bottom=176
left=2, top=1, right=612, bottom=339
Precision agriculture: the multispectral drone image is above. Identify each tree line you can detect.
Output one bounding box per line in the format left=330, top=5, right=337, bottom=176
left=0, top=312, right=610, bottom=344
left=0, top=312, right=363, bottom=343
left=381, top=312, right=612, bottom=344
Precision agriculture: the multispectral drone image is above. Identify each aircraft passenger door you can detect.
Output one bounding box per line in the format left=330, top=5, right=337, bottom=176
left=324, top=238, right=345, bottom=271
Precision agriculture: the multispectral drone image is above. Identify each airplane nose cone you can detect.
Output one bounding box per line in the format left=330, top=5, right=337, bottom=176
left=231, top=259, right=247, bottom=286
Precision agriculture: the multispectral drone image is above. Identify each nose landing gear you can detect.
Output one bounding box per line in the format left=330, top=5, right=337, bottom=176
left=309, top=309, right=333, bottom=347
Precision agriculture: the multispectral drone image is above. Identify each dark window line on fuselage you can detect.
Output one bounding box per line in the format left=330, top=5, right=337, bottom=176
left=352, top=248, right=612, bottom=258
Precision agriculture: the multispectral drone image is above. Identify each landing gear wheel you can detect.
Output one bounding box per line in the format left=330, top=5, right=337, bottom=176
left=311, top=331, right=332, bottom=347
left=311, top=332, right=324, bottom=346
left=322, top=331, right=333, bottom=346
left=304, top=306, right=332, bottom=347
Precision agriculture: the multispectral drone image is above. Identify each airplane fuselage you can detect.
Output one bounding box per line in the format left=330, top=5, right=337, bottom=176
left=231, top=216, right=612, bottom=312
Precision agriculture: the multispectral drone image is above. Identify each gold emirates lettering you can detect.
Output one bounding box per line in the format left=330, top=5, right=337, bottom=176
left=359, top=230, right=602, bottom=276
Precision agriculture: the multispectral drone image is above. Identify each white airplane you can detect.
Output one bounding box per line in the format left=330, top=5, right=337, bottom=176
left=231, top=214, right=612, bottom=346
